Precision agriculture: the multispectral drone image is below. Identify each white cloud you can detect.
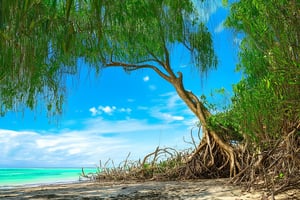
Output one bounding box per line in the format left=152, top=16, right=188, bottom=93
left=148, top=92, right=196, bottom=124
left=68, top=148, right=81, bottom=155
left=172, top=116, right=185, bottom=121
left=142, top=75, right=156, bottom=91
left=36, top=139, right=59, bottom=148
left=152, top=111, right=185, bottom=122
left=0, top=127, right=127, bottom=167
left=89, top=107, right=98, bottom=116
left=0, top=114, right=195, bottom=167
left=89, top=105, right=131, bottom=116
left=0, top=92, right=202, bottom=168
left=99, top=105, right=116, bottom=115
left=143, top=76, right=150, bottom=82
left=179, top=64, right=188, bottom=68
left=160, top=92, right=185, bottom=109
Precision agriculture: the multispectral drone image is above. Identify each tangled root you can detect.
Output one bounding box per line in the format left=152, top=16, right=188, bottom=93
left=87, top=123, right=299, bottom=197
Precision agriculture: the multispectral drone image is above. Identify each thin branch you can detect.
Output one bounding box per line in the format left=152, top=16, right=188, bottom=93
left=182, top=40, right=192, bottom=51
left=161, top=37, right=176, bottom=78
left=145, top=47, right=166, bottom=68
left=135, top=58, right=163, bottom=65
left=156, top=19, right=176, bottom=79
left=104, top=61, right=171, bottom=82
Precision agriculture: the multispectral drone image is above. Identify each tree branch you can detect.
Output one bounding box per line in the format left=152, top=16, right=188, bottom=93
left=156, top=19, right=176, bottom=79
left=182, top=39, right=192, bottom=52
left=145, top=47, right=166, bottom=68
left=161, top=37, right=177, bottom=79
left=104, top=61, right=171, bottom=82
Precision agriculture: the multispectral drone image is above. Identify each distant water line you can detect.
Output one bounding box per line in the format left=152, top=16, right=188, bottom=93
left=0, top=168, right=98, bottom=188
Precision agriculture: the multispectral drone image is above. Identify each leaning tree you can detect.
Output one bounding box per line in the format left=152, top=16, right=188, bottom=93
left=0, top=0, right=240, bottom=178
left=78, top=0, right=240, bottom=178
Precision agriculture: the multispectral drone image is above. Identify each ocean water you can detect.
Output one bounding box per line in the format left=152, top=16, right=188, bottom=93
left=0, top=168, right=98, bottom=188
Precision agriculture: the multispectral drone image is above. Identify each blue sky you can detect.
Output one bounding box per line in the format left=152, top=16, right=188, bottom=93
left=0, top=1, right=241, bottom=168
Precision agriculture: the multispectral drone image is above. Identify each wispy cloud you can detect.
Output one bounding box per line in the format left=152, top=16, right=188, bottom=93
left=148, top=92, right=197, bottom=124
left=151, top=110, right=184, bottom=122
left=127, top=98, right=135, bottom=103
left=149, top=85, right=157, bottom=91
left=137, top=106, right=148, bottom=110
left=160, top=92, right=183, bottom=109
left=83, top=117, right=168, bottom=134
left=119, top=108, right=132, bottom=113
left=0, top=92, right=201, bottom=168
left=0, top=115, right=193, bottom=167
left=214, top=20, right=225, bottom=33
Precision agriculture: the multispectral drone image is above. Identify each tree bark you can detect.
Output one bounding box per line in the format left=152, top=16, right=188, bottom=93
left=169, top=72, right=238, bottom=177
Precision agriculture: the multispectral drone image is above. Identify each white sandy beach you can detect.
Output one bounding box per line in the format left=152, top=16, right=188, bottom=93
left=0, top=178, right=299, bottom=200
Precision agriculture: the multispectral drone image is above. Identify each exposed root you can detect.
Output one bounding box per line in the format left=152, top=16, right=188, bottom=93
left=231, top=122, right=300, bottom=196
left=94, top=147, right=191, bottom=182
left=93, top=126, right=240, bottom=181
left=182, top=126, right=240, bottom=179
left=90, top=121, right=299, bottom=198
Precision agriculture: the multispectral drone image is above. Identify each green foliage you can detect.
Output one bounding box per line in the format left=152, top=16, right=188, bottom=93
left=225, top=0, right=300, bottom=145
left=221, top=0, right=228, bottom=7
left=278, top=172, right=284, bottom=179
left=0, top=0, right=217, bottom=117
left=143, top=163, right=151, bottom=170
left=207, top=111, right=244, bottom=143
left=0, top=0, right=81, bottom=116
left=84, top=0, right=217, bottom=72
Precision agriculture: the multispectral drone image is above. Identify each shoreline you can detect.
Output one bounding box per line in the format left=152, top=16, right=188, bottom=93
left=0, top=167, right=97, bottom=189
left=0, top=179, right=87, bottom=190
left=0, top=178, right=298, bottom=199
left=0, top=176, right=90, bottom=189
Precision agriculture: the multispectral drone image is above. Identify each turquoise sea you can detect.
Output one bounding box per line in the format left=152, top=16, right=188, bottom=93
left=0, top=168, right=98, bottom=188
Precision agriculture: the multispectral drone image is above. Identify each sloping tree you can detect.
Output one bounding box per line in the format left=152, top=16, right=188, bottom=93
left=1, top=0, right=240, bottom=177
left=80, top=0, right=240, bottom=177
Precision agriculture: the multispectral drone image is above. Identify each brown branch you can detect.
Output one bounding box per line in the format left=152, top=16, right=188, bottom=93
left=146, top=47, right=166, bottom=68
left=182, top=39, right=192, bottom=51
left=135, top=58, right=164, bottom=65
left=160, top=33, right=177, bottom=79
left=104, top=61, right=171, bottom=82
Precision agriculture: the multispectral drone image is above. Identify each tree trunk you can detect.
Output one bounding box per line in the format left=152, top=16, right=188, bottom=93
left=170, top=72, right=238, bottom=178
left=104, top=62, right=239, bottom=178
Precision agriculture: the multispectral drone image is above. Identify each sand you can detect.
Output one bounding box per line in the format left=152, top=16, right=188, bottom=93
left=0, top=178, right=298, bottom=200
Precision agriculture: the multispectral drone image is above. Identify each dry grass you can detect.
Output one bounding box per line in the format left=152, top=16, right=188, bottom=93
left=87, top=147, right=193, bottom=182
